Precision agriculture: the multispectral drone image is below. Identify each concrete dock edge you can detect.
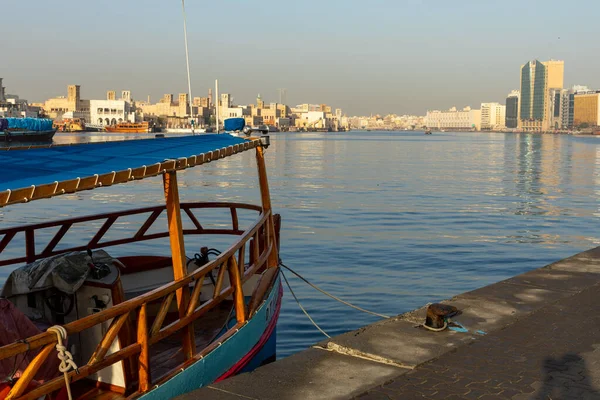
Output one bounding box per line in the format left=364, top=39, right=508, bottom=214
left=176, top=246, right=600, bottom=400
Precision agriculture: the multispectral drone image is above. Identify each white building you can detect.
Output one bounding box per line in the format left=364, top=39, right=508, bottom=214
left=426, top=107, right=481, bottom=131
left=90, top=99, right=134, bottom=126
left=480, top=103, right=506, bottom=130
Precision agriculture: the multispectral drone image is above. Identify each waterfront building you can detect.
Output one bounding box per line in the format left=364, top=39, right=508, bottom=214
left=518, top=59, right=564, bottom=132
left=90, top=99, right=135, bottom=126
left=480, top=103, right=506, bottom=130
left=426, top=107, right=481, bottom=131
left=573, top=92, right=600, bottom=128
left=505, top=90, right=520, bottom=129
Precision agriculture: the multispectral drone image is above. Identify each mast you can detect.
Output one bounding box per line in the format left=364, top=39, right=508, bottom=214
left=181, top=0, right=194, bottom=134
left=215, top=79, right=219, bottom=134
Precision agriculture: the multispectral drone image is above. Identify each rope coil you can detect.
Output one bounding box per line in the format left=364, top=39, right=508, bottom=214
left=47, top=325, right=79, bottom=400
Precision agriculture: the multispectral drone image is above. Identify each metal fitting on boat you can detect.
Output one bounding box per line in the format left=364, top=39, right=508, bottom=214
left=424, top=303, right=459, bottom=331
left=260, top=136, right=270, bottom=148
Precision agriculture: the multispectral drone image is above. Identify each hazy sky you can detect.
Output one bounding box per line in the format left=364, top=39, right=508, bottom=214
left=2, top=0, right=599, bottom=116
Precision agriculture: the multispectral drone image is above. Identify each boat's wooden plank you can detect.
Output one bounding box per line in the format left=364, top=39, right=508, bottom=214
left=137, top=304, right=150, bottom=393
left=6, top=343, right=54, bottom=399
left=163, top=171, right=195, bottom=360
left=89, top=312, right=131, bottom=365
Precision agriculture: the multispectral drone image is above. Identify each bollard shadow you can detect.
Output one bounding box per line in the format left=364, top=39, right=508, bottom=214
left=536, top=353, right=600, bottom=399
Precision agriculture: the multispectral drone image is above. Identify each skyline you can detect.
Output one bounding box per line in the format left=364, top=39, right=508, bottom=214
left=3, top=1, right=600, bottom=115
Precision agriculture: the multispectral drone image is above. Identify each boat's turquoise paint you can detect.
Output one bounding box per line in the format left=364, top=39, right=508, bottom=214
left=139, top=275, right=281, bottom=399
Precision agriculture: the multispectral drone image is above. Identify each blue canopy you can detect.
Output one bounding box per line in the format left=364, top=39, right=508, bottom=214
left=0, top=134, right=248, bottom=193
left=224, top=118, right=245, bottom=132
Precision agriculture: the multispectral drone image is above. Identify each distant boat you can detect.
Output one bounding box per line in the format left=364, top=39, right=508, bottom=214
left=1, top=129, right=56, bottom=142
left=105, top=122, right=149, bottom=133
left=1, top=117, right=56, bottom=142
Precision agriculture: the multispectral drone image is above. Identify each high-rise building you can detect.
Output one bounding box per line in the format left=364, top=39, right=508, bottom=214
left=518, top=59, right=564, bottom=132
left=505, top=90, right=520, bottom=129
left=0, top=78, right=5, bottom=102
left=573, top=92, right=600, bottom=128
left=481, top=102, right=506, bottom=130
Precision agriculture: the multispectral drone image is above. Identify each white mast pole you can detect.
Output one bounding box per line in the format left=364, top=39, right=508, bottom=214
left=181, top=0, right=194, bottom=134
left=215, top=79, right=219, bottom=134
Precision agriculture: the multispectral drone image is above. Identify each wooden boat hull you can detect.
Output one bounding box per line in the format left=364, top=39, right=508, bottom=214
left=139, top=276, right=283, bottom=399
left=1, top=129, right=56, bottom=142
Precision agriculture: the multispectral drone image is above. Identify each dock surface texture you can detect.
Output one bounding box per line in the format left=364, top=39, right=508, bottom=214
left=177, top=247, right=600, bottom=400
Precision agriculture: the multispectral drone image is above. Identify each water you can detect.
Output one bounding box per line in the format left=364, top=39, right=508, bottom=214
left=1, top=131, right=599, bottom=359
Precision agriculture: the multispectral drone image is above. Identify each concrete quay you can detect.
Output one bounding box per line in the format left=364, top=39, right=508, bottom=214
left=177, top=247, right=600, bottom=400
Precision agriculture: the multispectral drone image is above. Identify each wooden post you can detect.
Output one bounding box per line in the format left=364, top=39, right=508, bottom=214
left=137, top=304, right=150, bottom=393
left=228, top=257, right=246, bottom=323
left=163, top=171, right=195, bottom=359
left=7, top=344, right=54, bottom=399
left=255, top=145, right=279, bottom=268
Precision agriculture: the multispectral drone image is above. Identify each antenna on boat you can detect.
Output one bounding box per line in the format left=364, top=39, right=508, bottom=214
left=181, top=0, right=195, bottom=134
left=215, top=79, right=219, bottom=134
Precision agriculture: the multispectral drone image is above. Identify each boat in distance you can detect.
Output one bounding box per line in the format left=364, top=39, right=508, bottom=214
left=0, top=134, right=283, bottom=399
left=1, top=129, right=56, bottom=142
left=1, top=117, right=56, bottom=142
left=105, top=122, right=150, bottom=133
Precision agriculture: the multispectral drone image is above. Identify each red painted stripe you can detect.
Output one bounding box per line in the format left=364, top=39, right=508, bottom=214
left=216, top=282, right=283, bottom=382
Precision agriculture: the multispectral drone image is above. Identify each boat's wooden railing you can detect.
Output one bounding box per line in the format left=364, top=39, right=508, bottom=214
left=0, top=202, right=262, bottom=267
left=0, top=202, right=277, bottom=400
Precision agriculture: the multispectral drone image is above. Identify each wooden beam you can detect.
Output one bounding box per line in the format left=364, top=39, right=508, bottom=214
left=163, top=171, right=195, bottom=360
left=137, top=304, right=150, bottom=393
left=255, top=145, right=279, bottom=269
left=228, top=257, right=246, bottom=323
left=6, top=343, right=54, bottom=399
left=89, top=311, right=131, bottom=364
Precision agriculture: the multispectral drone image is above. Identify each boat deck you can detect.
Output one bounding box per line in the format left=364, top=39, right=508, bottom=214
left=65, top=302, right=233, bottom=400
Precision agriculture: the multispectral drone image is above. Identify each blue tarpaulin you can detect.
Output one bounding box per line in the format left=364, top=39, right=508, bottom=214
left=0, top=134, right=247, bottom=191
left=3, top=118, right=53, bottom=131
left=224, top=118, right=245, bottom=132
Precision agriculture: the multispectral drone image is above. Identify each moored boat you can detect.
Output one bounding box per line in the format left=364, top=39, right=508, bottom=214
left=1, top=117, right=56, bottom=142
left=0, top=129, right=56, bottom=142
left=105, top=122, right=149, bottom=133
left=0, top=133, right=282, bottom=399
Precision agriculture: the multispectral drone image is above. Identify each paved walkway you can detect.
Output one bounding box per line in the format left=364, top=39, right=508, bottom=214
left=356, top=283, right=600, bottom=400
left=179, top=247, right=600, bottom=400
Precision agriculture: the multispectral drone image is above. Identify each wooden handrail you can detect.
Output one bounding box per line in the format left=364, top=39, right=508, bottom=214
left=0, top=204, right=275, bottom=400
left=0, top=202, right=262, bottom=267
left=0, top=208, right=271, bottom=359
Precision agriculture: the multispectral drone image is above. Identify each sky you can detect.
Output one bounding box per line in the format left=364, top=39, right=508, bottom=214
left=2, top=0, right=600, bottom=116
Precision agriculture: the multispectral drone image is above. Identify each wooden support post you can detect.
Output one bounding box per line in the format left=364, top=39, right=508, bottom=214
left=255, top=145, right=279, bottom=268
left=25, top=229, right=35, bottom=263
left=228, top=257, right=246, bottom=323
left=137, top=304, right=150, bottom=393
left=7, top=343, right=54, bottom=399
left=163, top=171, right=195, bottom=360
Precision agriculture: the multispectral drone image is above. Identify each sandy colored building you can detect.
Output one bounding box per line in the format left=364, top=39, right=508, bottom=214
left=573, top=92, right=600, bottom=128
left=426, top=107, right=481, bottom=130
left=481, top=103, right=506, bottom=130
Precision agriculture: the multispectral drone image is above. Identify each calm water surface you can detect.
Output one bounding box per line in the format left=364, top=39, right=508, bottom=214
left=1, top=131, right=600, bottom=358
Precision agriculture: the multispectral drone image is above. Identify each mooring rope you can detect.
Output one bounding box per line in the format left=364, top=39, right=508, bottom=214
left=280, top=270, right=331, bottom=338
left=47, top=325, right=79, bottom=400
left=279, top=262, right=391, bottom=319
